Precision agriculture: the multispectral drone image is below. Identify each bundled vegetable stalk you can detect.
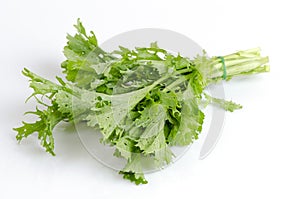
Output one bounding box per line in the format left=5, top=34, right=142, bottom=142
left=14, top=19, right=269, bottom=185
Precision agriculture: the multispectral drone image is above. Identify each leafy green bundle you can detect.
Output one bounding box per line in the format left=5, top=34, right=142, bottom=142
left=14, top=19, right=269, bottom=185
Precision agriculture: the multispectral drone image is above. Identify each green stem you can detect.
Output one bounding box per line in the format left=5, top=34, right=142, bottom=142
left=207, top=48, right=270, bottom=81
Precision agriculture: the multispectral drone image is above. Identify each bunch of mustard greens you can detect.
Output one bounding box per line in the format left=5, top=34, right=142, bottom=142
left=14, top=19, right=269, bottom=185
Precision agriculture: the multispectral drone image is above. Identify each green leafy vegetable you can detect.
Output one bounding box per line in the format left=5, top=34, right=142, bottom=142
left=14, top=19, right=270, bottom=185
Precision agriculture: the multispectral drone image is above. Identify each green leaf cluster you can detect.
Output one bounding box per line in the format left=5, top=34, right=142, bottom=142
left=14, top=19, right=269, bottom=185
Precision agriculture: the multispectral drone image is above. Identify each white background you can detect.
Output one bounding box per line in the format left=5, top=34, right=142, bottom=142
left=1, top=0, right=299, bottom=198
